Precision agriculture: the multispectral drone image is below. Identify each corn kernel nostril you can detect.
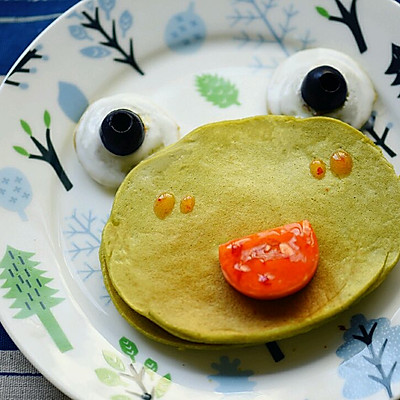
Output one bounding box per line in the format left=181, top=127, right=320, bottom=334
left=310, top=159, right=327, bottom=179
left=330, top=149, right=353, bottom=177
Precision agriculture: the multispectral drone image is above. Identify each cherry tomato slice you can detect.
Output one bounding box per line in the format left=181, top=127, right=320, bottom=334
left=219, top=220, right=319, bottom=300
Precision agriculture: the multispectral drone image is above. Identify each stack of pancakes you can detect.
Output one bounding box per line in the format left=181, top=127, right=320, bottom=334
left=100, top=116, right=400, bottom=349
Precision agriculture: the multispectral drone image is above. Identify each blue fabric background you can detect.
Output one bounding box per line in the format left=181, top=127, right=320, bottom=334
left=0, top=0, right=80, bottom=75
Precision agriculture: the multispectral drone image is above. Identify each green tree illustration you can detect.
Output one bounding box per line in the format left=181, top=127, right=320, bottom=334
left=0, top=246, right=73, bottom=353
left=13, top=110, right=73, bottom=191
left=96, top=340, right=172, bottom=399
left=195, top=74, right=241, bottom=108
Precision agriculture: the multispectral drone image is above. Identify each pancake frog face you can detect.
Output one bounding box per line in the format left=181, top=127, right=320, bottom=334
left=101, top=115, right=400, bottom=347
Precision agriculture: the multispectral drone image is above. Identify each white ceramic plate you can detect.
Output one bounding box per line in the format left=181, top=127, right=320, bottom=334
left=1, top=0, right=400, bottom=399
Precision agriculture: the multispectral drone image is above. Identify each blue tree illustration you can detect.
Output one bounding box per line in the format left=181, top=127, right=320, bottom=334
left=67, top=1, right=141, bottom=74
left=209, top=356, right=256, bottom=393
left=64, top=209, right=102, bottom=260
left=336, top=314, right=400, bottom=399
left=64, top=209, right=110, bottom=305
left=227, top=0, right=314, bottom=70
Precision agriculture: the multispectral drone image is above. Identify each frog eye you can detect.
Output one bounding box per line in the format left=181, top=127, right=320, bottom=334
left=74, top=93, right=180, bottom=188
left=266, top=48, right=375, bottom=129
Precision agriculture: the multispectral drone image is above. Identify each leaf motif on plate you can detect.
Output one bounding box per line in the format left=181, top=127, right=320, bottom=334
left=316, top=6, right=330, bottom=18
left=20, top=120, right=32, bottom=136
left=119, top=10, right=133, bottom=37
left=58, top=81, right=89, bottom=123
left=195, top=74, right=241, bottom=108
left=99, top=0, right=116, bottom=20
left=102, top=349, right=125, bottom=372
left=95, top=368, right=127, bottom=387
left=80, top=45, right=111, bottom=58
left=164, top=2, right=206, bottom=53
left=154, top=373, right=172, bottom=398
left=43, top=110, right=51, bottom=129
left=68, top=25, right=92, bottom=40
left=144, top=358, right=158, bottom=373
left=119, top=336, right=139, bottom=362
left=13, top=146, right=29, bottom=157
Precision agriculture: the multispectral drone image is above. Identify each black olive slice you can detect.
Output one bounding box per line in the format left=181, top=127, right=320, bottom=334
left=100, top=109, right=145, bottom=156
left=301, top=65, right=348, bottom=113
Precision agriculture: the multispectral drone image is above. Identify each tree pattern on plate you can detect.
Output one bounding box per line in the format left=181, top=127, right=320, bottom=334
left=336, top=314, right=400, bottom=399
left=361, top=111, right=397, bottom=158
left=209, top=356, right=256, bottom=393
left=228, top=0, right=314, bottom=70
left=0, top=246, right=73, bottom=353
left=265, top=341, right=285, bottom=362
left=0, top=168, right=32, bottom=221
left=316, top=0, right=367, bottom=53
left=13, top=110, right=73, bottom=191
left=96, top=336, right=172, bottom=399
left=385, top=43, right=400, bottom=98
left=67, top=0, right=142, bottom=74
left=164, top=2, right=206, bottom=53
left=4, top=45, right=47, bottom=89
left=63, top=209, right=110, bottom=306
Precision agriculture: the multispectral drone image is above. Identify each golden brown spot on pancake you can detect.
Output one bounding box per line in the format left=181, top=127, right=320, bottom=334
left=310, top=159, right=326, bottom=179
left=330, top=149, right=353, bottom=177
left=180, top=195, right=195, bottom=214
left=153, top=192, right=175, bottom=219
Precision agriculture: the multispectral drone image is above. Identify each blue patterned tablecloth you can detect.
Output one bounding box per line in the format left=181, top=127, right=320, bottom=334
left=0, top=0, right=80, bottom=75
left=0, top=2, right=80, bottom=398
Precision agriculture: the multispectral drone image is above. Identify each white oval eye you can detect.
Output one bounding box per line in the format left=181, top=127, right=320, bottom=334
left=74, top=94, right=180, bottom=188
left=266, top=48, right=376, bottom=129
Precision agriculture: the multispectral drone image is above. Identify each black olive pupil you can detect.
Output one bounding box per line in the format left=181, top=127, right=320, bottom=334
left=319, top=72, right=341, bottom=93
left=100, top=109, right=145, bottom=156
left=110, top=112, right=134, bottom=134
left=301, top=65, right=348, bottom=113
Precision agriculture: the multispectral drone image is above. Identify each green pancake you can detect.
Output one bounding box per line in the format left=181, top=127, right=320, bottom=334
left=99, top=241, right=232, bottom=349
left=101, top=115, right=400, bottom=345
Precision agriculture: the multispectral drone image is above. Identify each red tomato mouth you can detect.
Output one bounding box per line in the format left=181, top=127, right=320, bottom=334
left=219, top=220, right=319, bottom=300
